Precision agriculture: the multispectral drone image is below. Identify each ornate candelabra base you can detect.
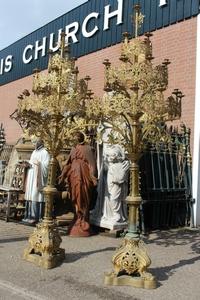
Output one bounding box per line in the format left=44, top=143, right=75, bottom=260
left=104, top=238, right=156, bottom=289
left=23, top=166, right=65, bottom=269
left=23, top=219, right=65, bottom=269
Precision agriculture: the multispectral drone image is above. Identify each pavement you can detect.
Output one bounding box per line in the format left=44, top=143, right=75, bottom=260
left=0, top=220, right=200, bottom=300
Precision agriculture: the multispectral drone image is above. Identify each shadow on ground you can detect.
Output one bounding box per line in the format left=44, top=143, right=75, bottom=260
left=150, top=255, right=200, bottom=284
left=0, top=236, right=29, bottom=243
left=64, top=246, right=116, bottom=263
left=143, top=227, right=200, bottom=253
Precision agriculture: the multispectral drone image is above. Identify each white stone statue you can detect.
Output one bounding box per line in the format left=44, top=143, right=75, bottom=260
left=22, top=138, right=50, bottom=224
left=90, top=141, right=130, bottom=230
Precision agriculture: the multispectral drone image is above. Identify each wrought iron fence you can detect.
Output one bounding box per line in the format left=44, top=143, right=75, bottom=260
left=139, top=124, right=192, bottom=231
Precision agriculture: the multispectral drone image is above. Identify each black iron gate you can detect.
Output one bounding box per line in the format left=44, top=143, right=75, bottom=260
left=139, top=124, right=193, bottom=231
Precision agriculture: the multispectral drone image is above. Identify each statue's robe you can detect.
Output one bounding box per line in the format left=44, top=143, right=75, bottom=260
left=61, top=143, right=97, bottom=236
left=23, top=146, right=50, bottom=223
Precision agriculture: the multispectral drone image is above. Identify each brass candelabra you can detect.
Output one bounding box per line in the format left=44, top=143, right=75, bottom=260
left=13, top=32, right=96, bottom=269
left=86, top=5, right=183, bottom=288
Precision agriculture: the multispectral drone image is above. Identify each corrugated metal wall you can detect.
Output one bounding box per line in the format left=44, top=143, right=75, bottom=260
left=0, top=0, right=199, bottom=85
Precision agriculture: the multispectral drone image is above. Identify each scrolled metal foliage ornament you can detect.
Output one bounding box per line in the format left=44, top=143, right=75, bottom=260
left=17, top=51, right=95, bottom=156
left=87, top=5, right=183, bottom=288
left=13, top=31, right=97, bottom=269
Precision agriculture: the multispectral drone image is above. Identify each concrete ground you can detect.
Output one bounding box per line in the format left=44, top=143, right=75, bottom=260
left=0, top=220, right=200, bottom=300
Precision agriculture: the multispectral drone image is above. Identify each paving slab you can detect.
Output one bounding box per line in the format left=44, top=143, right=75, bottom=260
left=0, top=221, right=200, bottom=300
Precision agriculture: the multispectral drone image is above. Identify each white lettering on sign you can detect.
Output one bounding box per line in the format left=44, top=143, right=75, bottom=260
left=23, top=44, right=34, bottom=64
left=0, top=58, right=4, bottom=75
left=159, top=0, right=167, bottom=7
left=4, top=55, right=13, bottom=72
left=104, top=0, right=123, bottom=30
left=65, top=22, right=79, bottom=44
left=0, top=0, right=173, bottom=79
left=82, top=12, right=99, bottom=38
left=0, top=55, right=13, bottom=75
left=35, top=37, right=47, bottom=60
left=49, top=29, right=63, bottom=52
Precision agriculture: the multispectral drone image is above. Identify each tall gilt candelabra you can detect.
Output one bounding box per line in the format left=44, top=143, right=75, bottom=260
left=86, top=5, right=183, bottom=288
left=14, top=32, right=95, bottom=269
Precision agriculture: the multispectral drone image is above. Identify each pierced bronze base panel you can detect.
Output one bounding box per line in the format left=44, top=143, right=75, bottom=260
left=104, top=272, right=156, bottom=289
left=23, top=248, right=65, bottom=269
left=23, top=220, right=65, bottom=269
left=104, top=238, right=156, bottom=289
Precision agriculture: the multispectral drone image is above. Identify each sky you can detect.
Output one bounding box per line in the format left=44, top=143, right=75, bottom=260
left=0, top=0, right=87, bottom=50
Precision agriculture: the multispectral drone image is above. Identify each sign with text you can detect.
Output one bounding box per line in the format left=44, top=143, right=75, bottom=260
left=0, top=0, right=199, bottom=85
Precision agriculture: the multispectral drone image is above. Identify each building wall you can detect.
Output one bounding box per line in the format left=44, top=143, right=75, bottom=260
left=0, top=76, right=32, bottom=143
left=0, top=17, right=197, bottom=148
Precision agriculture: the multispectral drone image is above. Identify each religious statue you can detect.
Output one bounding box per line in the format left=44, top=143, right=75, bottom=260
left=90, top=140, right=130, bottom=231
left=58, top=132, right=97, bottom=237
left=22, top=138, right=50, bottom=224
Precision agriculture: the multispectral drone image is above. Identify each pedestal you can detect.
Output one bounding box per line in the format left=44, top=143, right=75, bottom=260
left=23, top=220, right=65, bottom=269
left=104, top=238, right=156, bottom=289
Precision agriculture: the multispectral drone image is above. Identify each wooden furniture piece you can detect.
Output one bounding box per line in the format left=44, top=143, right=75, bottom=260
left=0, top=161, right=28, bottom=222
left=0, top=186, right=23, bottom=221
